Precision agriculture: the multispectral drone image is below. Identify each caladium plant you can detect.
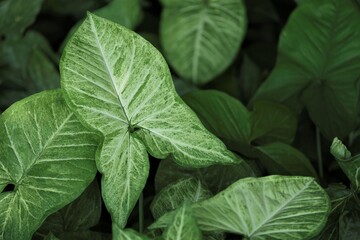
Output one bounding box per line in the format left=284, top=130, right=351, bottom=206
left=0, top=0, right=360, bottom=239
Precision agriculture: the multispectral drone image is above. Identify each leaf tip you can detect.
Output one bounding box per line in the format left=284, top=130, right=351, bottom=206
left=330, top=137, right=351, bottom=160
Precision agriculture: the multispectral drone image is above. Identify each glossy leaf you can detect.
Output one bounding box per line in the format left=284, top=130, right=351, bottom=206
left=331, top=138, right=360, bottom=190
left=0, top=0, right=43, bottom=38
left=252, top=0, right=360, bottom=140
left=256, top=142, right=318, bottom=178
left=60, top=14, right=243, bottom=227
left=160, top=0, right=247, bottom=84
left=163, top=204, right=202, bottom=240
left=152, top=176, right=330, bottom=240
left=0, top=90, right=98, bottom=239
left=151, top=178, right=212, bottom=219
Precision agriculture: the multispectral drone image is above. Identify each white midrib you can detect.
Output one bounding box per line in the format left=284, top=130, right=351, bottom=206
left=248, top=180, right=312, bottom=237
left=89, top=15, right=131, bottom=125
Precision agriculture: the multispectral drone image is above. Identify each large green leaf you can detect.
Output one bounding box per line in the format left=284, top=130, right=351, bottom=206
left=0, top=90, right=98, bottom=239
left=151, top=176, right=330, bottom=240
left=163, top=204, right=202, bottom=240
left=160, top=0, right=247, bottom=84
left=151, top=178, right=212, bottom=219
left=330, top=138, right=360, bottom=190
left=60, top=14, right=243, bottom=227
left=0, top=0, right=43, bottom=39
left=252, top=0, right=360, bottom=140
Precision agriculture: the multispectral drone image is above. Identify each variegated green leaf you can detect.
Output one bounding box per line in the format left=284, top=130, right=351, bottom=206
left=164, top=204, right=202, bottom=240
left=160, top=0, right=247, bottom=84
left=151, top=176, right=330, bottom=240
left=0, top=90, right=98, bottom=239
left=151, top=178, right=212, bottom=219
left=60, top=13, right=243, bottom=228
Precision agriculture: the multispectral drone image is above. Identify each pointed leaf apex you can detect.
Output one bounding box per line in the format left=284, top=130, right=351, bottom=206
left=330, top=137, right=351, bottom=160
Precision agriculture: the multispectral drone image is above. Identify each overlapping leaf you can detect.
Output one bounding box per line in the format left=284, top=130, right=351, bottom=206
left=151, top=176, right=330, bottom=240
left=252, top=0, right=360, bottom=140
left=60, top=14, right=243, bottom=227
left=163, top=204, right=202, bottom=240
left=151, top=178, right=212, bottom=219
left=0, top=90, right=98, bottom=239
left=160, top=0, right=247, bottom=84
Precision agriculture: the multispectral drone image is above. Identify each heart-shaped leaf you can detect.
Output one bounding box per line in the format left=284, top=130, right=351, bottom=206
left=160, top=0, right=247, bottom=84
left=151, top=176, right=330, bottom=240
left=252, top=0, right=360, bottom=140
left=60, top=13, right=244, bottom=227
left=0, top=90, right=98, bottom=239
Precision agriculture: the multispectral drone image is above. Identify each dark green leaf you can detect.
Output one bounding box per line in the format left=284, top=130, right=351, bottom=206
left=155, top=158, right=254, bottom=194
left=0, top=0, right=43, bottom=38
left=183, top=90, right=252, bottom=154
left=252, top=0, right=360, bottom=140
left=250, top=101, right=297, bottom=145
left=256, top=142, right=318, bottom=177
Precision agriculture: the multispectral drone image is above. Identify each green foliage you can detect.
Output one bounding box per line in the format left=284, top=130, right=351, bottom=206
left=160, top=0, right=247, bottom=85
left=252, top=0, right=360, bottom=140
left=0, top=90, right=98, bottom=239
left=0, top=0, right=360, bottom=239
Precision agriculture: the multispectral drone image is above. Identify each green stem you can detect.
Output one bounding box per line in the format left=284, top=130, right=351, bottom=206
left=139, top=192, right=144, bottom=233
left=316, top=127, right=324, bottom=180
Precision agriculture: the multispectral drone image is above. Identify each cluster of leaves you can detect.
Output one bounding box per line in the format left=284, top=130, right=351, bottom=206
left=0, top=0, right=360, bottom=239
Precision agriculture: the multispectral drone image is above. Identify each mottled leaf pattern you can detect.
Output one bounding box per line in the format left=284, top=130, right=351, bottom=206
left=61, top=14, right=243, bottom=227
left=0, top=90, right=98, bottom=239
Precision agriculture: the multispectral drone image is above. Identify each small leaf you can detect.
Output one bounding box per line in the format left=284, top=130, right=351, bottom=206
left=256, top=142, right=318, bottom=178
left=0, top=0, right=43, bottom=38
left=163, top=204, right=202, bottom=240
left=0, top=90, right=98, bottom=239
left=151, top=176, right=330, bottom=240
left=61, top=14, right=244, bottom=227
left=330, top=138, right=360, bottom=190
left=151, top=178, right=212, bottom=219
left=160, top=0, right=247, bottom=84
